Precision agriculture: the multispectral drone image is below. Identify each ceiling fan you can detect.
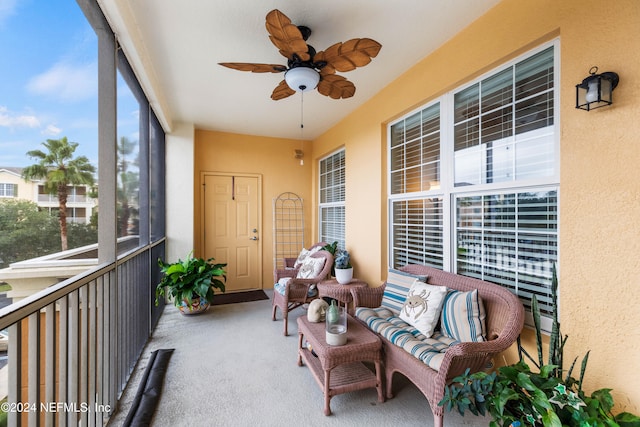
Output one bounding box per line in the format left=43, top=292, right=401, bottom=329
left=219, top=9, right=382, bottom=101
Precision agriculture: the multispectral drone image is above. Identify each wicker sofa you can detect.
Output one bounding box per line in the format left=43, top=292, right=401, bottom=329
left=352, top=264, right=524, bottom=427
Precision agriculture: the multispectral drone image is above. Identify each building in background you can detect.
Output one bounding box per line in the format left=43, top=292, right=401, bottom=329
left=0, top=167, right=96, bottom=224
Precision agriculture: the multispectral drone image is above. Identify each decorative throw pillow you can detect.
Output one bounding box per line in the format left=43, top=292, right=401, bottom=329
left=381, top=268, right=429, bottom=315
left=440, top=289, right=486, bottom=342
left=294, top=246, right=321, bottom=268
left=296, top=256, right=325, bottom=279
left=398, top=279, right=447, bottom=338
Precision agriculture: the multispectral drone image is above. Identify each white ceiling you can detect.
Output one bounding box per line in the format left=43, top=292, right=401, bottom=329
left=100, top=0, right=501, bottom=140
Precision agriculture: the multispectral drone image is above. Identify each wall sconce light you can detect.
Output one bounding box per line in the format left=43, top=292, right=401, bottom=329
left=576, top=66, right=619, bottom=111
left=294, top=149, right=304, bottom=165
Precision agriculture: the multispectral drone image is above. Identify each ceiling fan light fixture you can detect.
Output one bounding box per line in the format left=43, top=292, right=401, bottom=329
left=219, top=10, right=381, bottom=101
left=284, top=67, right=320, bottom=92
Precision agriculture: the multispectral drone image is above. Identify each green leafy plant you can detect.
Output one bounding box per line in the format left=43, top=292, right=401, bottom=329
left=155, top=252, right=226, bottom=308
left=322, top=241, right=339, bottom=258
left=440, top=264, right=640, bottom=427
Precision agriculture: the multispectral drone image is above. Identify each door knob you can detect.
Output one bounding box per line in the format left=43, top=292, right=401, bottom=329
left=250, top=236, right=259, bottom=241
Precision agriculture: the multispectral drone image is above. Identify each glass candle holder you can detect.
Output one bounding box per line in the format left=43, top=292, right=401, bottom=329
left=325, top=301, right=347, bottom=346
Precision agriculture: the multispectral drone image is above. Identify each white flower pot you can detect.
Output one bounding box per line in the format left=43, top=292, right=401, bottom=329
left=335, top=267, right=353, bottom=285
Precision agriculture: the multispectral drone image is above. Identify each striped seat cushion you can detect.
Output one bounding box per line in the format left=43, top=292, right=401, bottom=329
left=380, top=268, right=428, bottom=315
left=356, top=307, right=459, bottom=371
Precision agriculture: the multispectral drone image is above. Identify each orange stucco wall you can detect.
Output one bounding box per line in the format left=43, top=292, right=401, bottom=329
left=311, top=0, right=640, bottom=413
left=194, top=0, right=640, bottom=412
left=193, top=130, right=312, bottom=288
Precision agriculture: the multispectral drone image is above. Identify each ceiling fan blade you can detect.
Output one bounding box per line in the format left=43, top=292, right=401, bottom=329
left=271, top=80, right=296, bottom=100
left=219, top=62, right=287, bottom=73
left=315, top=38, right=382, bottom=74
left=317, top=75, right=356, bottom=99
left=265, top=9, right=310, bottom=62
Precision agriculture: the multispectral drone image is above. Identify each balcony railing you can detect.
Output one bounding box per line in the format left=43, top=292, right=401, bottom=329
left=37, top=194, right=90, bottom=204
left=0, top=241, right=165, bottom=425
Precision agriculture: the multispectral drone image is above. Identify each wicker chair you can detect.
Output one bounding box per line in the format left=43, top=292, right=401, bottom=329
left=272, top=246, right=333, bottom=336
left=351, top=265, right=524, bottom=427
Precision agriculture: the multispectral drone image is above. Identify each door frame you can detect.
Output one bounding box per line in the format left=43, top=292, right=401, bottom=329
left=200, top=171, right=263, bottom=289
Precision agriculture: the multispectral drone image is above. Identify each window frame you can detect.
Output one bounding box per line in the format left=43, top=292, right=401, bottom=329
left=0, top=183, right=17, bottom=198
left=453, top=187, right=559, bottom=324
left=387, top=40, right=560, bottom=328
left=318, top=148, right=346, bottom=250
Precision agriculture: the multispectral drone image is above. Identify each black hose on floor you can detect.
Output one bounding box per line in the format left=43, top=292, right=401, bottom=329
left=123, top=348, right=174, bottom=427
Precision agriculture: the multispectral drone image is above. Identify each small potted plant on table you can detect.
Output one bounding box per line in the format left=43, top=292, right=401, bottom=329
left=155, top=252, right=226, bottom=315
left=334, top=249, right=353, bottom=284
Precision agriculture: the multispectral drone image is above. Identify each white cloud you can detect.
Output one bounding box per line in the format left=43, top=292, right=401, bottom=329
left=42, top=124, right=62, bottom=136
left=0, top=106, right=40, bottom=129
left=0, top=0, right=17, bottom=26
left=27, top=61, right=97, bottom=102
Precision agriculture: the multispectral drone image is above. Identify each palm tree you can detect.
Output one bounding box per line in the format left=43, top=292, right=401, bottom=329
left=117, top=136, right=139, bottom=237
left=22, top=137, right=96, bottom=251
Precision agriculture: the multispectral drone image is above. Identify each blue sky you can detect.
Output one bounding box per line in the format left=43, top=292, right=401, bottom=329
left=0, top=0, right=139, bottom=169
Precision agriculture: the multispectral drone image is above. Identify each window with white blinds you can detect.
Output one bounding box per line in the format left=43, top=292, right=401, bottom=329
left=391, top=197, right=444, bottom=268
left=389, top=100, right=443, bottom=269
left=454, top=47, right=555, bottom=186
left=456, top=190, right=558, bottom=316
left=319, top=149, right=345, bottom=249
left=388, top=41, right=558, bottom=321
left=390, top=103, right=440, bottom=195
left=0, top=183, right=17, bottom=197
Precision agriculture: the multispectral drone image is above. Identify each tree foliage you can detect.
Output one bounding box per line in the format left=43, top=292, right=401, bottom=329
left=0, top=199, right=97, bottom=269
left=117, top=136, right=139, bottom=237
left=0, top=199, right=58, bottom=268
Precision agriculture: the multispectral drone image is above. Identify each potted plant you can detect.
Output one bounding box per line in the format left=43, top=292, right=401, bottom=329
left=321, top=241, right=354, bottom=283
left=155, top=252, right=227, bottom=315
left=334, top=249, right=353, bottom=284
left=439, top=265, right=640, bottom=427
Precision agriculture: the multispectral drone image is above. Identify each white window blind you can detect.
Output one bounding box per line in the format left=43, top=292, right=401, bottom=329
left=388, top=41, right=559, bottom=322
left=390, top=103, right=440, bottom=194
left=319, top=150, right=345, bottom=249
left=455, top=190, right=558, bottom=316
left=454, top=46, right=555, bottom=186
left=391, top=197, right=444, bottom=268
left=320, top=205, right=345, bottom=248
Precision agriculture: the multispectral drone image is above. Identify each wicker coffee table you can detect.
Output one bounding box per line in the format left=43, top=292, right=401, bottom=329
left=297, top=314, right=384, bottom=415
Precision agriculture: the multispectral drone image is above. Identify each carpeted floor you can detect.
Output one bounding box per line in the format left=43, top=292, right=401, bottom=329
left=107, top=290, right=491, bottom=426
left=212, top=290, right=268, bottom=305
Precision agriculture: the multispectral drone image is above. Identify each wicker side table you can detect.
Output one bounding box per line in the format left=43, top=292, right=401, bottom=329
left=317, top=279, right=368, bottom=314
left=297, top=315, right=384, bottom=415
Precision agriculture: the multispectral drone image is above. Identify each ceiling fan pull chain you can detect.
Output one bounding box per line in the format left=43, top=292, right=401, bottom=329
left=299, top=92, right=305, bottom=165
left=300, top=90, right=304, bottom=133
